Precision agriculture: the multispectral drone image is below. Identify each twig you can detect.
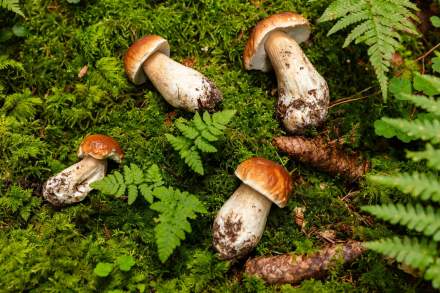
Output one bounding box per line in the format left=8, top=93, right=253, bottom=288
left=328, top=87, right=380, bottom=109
left=415, top=43, right=440, bottom=62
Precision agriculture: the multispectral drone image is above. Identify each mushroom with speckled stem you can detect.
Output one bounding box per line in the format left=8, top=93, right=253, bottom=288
left=124, top=35, right=223, bottom=112
left=243, top=12, right=329, bottom=133
left=43, top=134, right=123, bottom=206
left=212, top=157, right=293, bottom=260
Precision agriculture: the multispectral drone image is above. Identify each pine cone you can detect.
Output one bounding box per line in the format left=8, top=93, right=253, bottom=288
left=244, top=241, right=365, bottom=284
left=273, top=136, right=369, bottom=180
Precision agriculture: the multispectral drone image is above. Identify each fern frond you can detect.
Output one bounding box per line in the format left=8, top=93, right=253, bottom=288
left=181, top=147, right=204, bottom=175
left=166, top=110, right=235, bottom=175
left=380, top=117, right=440, bottom=144
left=365, top=237, right=438, bottom=271
left=368, top=173, right=440, bottom=202
left=91, top=164, right=164, bottom=203
left=407, top=144, right=440, bottom=171
left=320, top=0, right=419, bottom=100
left=362, top=204, right=440, bottom=241
left=0, top=0, right=24, bottom=16
left=413, top=73, right=440, bottom=97
left=397, top=93, right=440, bottom=116
left=194, top=137, right=217, bottom=153
left=150, top=186, right=207, bottom=262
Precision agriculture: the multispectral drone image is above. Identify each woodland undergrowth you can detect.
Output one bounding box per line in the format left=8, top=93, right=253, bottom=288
left=0, top=0, right=439, bottom=292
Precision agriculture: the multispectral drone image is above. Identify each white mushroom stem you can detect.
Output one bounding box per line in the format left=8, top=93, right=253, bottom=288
left=142, top=52, right=222, bottom=112
left=213, top=184, right=272, bottom=260
left=43, top=156, right=106, bottom=206
left=264, top=30, right=329, bottom=133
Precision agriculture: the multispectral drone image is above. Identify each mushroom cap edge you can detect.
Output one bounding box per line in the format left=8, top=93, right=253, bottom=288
left=243, top=12, right=311, bottom=72
left=235, top=157, right=293, bottom=208
left=124, top=35, right=170, bottom=85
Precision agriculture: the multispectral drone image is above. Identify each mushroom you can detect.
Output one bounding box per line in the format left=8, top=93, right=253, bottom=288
left=212, top=157, right=293, bottom=260
left=43, top=134, right=123, bottom=206
left=243, top=12, right=329, bottom=133
left=124, top=35, right=223, bottom=112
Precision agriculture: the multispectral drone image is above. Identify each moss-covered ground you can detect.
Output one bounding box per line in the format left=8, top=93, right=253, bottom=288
left=0, top=0, right=438, bottom=291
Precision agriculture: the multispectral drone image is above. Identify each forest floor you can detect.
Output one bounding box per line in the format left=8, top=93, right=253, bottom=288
left=0, top=0, right=438, bottom=292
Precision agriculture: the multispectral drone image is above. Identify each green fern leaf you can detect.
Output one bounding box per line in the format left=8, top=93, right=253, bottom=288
left=362, top=204, right=440, bottom=241
left=369, top=173, right=440, bottom=202
left=130, top=163, right=144, bottom=185
left=166, top=110, right=235, bottom=174
left=380, top=117, right=440, bottom=143
left=0, top=0, right=24, bottom=16
left=212, top=110, right=236, bottom=126
left=425, top=260, right=440, bottom=289
left=166, top=134, right=192, bottom=151
left=320, top=0, right=419, bottom=100
left=365, top=237, right=438, bottom=271
left=150, top=186, right=206, bottom=262
left=139, top=183, right=154, bottom=203
left=123, top=165, right=134, bottom=185
left=192, top=112, right=206, bottom=131
left=127, top=185, right=138, bottom=205
left=91, top=171, right=127, bottom=197
left=181, top=147, right=204, bottom=175
left=407, top=144, right=440, bottom=171
left=397, top=93, right=440, bottom=116
left=176, top=121, right=199, bottom=140
left=201, top=129, right=218, bottom=142
left=194, top=137, right=217, bottom=153
left=413, top=73, right=440, bottom=97
left=144, top=164, right=163, bottom=186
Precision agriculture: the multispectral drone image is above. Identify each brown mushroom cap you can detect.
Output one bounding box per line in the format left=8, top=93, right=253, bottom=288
left=77, top=134, right=124, bottom=163
left=124, top=35, right=170, bottom=85
left=235, top=157, right=293, bottom=208
left=243, top=12, right=311, bottom=72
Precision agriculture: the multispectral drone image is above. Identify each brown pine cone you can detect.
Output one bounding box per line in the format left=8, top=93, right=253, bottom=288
left=273, top=136, right=369, bottom=181
left=244, top=241, right=365, bottom=284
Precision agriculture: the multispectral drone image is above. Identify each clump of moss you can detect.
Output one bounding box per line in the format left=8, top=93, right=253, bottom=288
left=0, top=0, right=435, bottom=291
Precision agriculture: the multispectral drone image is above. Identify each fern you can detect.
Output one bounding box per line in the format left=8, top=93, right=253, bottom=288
left=397, top=93, right=440, bottom=116
left=319, top=0, right=419, bottom=100
left=0, top=0, right=24, bottom=16
left=365, top=237, right=438, bottom=271
left=378, top=118, right=440, bottom=144
left=91, top=163, right=163, bottom=204
left=166, top=110, right=236, bottom=175
left=92, top=164, right=206, bottom=262
left=365, top=66, right=440, bottom=288
left=150, top=186, right=207, bottom=262
left=369, top=173, right=440, bottom=203
left=362, top=204, right=440, bottom=241
left=406, top=145, right=440, bottom=171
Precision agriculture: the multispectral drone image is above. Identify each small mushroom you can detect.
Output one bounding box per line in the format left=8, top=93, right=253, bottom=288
left=43, top=134, right=123, bottom=206
left=212, top=157, right=292, bottom=260
left=124, top=35, right=223, bottom=112
left=243, top=12, right=329, bottom=133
